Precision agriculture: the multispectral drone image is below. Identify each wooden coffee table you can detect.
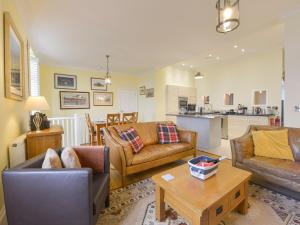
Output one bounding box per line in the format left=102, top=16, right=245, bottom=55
left=152, top=160, right=252, bottom=225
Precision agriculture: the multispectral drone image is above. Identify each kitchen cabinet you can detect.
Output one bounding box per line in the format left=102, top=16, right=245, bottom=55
left=166, top=85, right=196, bottom=114
left=228, top=116, right=270, bottom=139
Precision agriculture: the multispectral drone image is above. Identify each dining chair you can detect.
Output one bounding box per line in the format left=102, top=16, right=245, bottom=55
left=85, top=113, right=96, bottom=145
left=106, top=113, right=121, bottom=127
left=122, top=112, right=138, bottom=124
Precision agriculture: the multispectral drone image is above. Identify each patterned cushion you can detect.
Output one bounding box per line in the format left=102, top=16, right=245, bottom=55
left=157, top=123, right=180, bottom=144
left=122, top=127, right=144, bottom=153
left=114, top=127, right=127, bottom=140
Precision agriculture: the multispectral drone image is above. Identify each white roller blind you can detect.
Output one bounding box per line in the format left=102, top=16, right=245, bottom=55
left=29, top=48, right=40, bottom=96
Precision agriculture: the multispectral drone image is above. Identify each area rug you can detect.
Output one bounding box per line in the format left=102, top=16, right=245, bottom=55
left=97, top=179, right=300, bottom=225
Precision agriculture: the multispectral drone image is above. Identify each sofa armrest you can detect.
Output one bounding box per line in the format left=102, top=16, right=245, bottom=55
left=103, top=128, right=127, bottom=176
left=74, top=146, right=109, bottom=174
left=230, top=133, right=254, bottom=166
left=3, top=169, right=93, bottom=225
left=178, top=129, right=197, bottom=148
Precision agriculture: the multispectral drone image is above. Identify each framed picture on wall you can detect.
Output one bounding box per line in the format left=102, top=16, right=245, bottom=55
left=60, top=91, right=90, bottom=109
left=54, top=73, right=77, bottom=89
left=139, top=86, right=146, bottom=95
left=4, top=12, right=25, bottom=101
left=91, top=77, right=107, bottom=91
left=93, top=92, right=113, bottom=106
left=145, top=88, right=154, bottom=98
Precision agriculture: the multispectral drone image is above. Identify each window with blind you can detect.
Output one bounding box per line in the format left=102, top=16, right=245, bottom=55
left=29, top=47, right=40, bottom=96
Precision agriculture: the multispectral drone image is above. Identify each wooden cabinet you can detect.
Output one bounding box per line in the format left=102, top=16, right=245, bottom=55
left=26, top=128, right=64, bottom=159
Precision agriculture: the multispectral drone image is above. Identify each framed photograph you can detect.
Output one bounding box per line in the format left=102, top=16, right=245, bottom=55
left=139, top=86, right=146, bottom=95
left=145, top=88, right=154, bottom=98
left=54, top=73, right=77, bottom=89
left=91, top=77, right=107, bottom=91
left=60, top=91, right=90, bottom=109
left=93, top=92, right=113, bottom=106
left=4, top=12, right=25, bottom=101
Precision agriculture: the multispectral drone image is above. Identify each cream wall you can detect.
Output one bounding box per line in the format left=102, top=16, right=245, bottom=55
left=40, top=64, right=139, bottom=120
left=196, top=49, right=282, bottom=111
left=137, top=66, right=195, bottom=121
left=0, top=0, right=29, bottom=217
left=284, top=11, right=300, bottom=128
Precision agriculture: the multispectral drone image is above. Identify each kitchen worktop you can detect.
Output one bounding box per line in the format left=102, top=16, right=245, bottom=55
left=166, top=113, right=275, bottom=118
left=166, top=113, right=223, bottom=119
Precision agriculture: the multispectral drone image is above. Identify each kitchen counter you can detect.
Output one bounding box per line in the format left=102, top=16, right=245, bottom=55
left=168, top=113, right=222, bottom=150
left=166, top=113, right=224, bottom=119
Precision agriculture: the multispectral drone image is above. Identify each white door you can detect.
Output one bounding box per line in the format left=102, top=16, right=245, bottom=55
left=118, top=90, right=138, bottom=113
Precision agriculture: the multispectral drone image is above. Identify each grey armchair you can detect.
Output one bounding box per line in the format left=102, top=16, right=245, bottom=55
left=2, top=146, right=110, bottom=225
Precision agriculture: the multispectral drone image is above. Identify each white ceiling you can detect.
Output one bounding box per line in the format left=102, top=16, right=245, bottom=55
left=16, top=0, right=300, bottom=74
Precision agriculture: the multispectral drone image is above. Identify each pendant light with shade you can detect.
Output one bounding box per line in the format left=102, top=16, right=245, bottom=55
left=216, top=0, right=240, bottom=33
left=104, top=54, right=112, bottom=85
left=195, top=72, right=204, bottom=79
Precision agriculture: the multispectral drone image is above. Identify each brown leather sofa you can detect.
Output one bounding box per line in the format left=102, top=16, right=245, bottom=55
left=231, top=125, right=300, bottom=200
left=103, top=122, right=197, bottom=186
left=2, top=146, right=110, bottom=225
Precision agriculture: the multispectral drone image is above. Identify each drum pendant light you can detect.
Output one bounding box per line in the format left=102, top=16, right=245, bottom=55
left=216, top=0, right=240, bottom=33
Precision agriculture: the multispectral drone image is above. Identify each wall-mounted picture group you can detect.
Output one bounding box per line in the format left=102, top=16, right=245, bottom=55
left=55, top=74, right=112, bottom=109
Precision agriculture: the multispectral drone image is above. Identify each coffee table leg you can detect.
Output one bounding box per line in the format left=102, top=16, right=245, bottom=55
left=237, top=181, right=249, bottom=215
left=156, top=184, right=166, bottom=221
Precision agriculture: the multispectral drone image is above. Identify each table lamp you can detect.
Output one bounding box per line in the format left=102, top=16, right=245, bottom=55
left=25, top=96, right=50, bottom=131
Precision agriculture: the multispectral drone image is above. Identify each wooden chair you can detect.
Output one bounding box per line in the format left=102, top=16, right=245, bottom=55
left=122, top=112, right=138, bottom=124
left=106, top=113, right=121, bottom=127
left=85, top=113, right=96, bottom=145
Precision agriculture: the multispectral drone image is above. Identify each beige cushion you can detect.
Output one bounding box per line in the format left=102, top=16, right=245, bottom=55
left=42, top=148, right=63, bottom=169
left=61, top=147, right=81, bottom=168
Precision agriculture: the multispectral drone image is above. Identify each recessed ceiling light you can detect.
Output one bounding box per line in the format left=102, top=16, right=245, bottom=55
left=216, top=56, right=220, bottom=60
left=208, top=54, right=213, bottom=57
left=241, top=49, right=245, bottom=52
left=234, top=45, right=238, bottom=48
left=182, top=63, right=185, bottom=66
left=190, top=65, right=193, bottom=68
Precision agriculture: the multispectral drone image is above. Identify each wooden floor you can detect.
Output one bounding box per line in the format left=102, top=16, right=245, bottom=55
left=110, top=150, right=220, bottom=190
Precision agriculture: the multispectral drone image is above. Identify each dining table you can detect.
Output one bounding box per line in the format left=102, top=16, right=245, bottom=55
left=94, top=120, right=106, bottom=145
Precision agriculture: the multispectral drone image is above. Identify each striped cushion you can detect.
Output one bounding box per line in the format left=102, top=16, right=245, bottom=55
left=157, top=123, right=180, bottom=144
left=114, top=127, right=127, bottom=141
left=122, top=127, right=144, bottom=153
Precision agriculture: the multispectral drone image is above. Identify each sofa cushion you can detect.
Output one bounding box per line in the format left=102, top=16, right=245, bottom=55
left=157, top=123, right=180, bottom=144
left=42, top=148, right=62, bottom=169
left=61, top=147, right=82, bottom=169
left=132, top=143, right=193, bottom=165
left=243, top=156, right=300, bottom=182
left=252, top=129, right=295, bottom=161
left=122, top=127, right=144, bottom=153
left=110, top=122, right=159, bottom=146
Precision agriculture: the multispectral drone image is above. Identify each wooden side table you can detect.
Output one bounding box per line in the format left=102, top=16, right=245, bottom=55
left=26, top=127, right=64, bottom=159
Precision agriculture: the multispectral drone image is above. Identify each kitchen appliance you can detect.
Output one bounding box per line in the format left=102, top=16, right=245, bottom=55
left=178, top=97, right=188, bottom=111
left=187, top=104, right=196, bottom=113
left=221, top=116, right=228, bottom=139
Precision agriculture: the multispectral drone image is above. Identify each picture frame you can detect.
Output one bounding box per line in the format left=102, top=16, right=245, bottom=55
left=91, top=77, right=107, bottom=91
left=4, top=12, right=25, bottom=101
left=145, top=88, right=154, bottom=98
left=60, top=91, right=90, bottom=109
left=93, top=92, right=113, bottom=106
left=139, top=86, right=146, bottom=95
left=54, top=73, right=77, bottom=89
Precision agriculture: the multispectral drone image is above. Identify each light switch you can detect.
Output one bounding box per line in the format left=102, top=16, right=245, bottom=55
left=295, top=106, right=300, bottom=112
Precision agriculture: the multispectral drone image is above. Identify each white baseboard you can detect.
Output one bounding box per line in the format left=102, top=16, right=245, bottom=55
left=0, top=207, right=7, bottom=225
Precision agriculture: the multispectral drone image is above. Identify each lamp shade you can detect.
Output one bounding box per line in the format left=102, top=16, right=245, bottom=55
left=25, top=96, right=50, bottom=111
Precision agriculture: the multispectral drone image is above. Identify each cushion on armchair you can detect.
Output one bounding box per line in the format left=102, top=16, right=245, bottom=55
left=61, top=147, right=82, bottom=168
left=252, top=129, right=295, bottom=161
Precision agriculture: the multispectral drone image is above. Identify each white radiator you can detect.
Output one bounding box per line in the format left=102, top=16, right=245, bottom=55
left=9, top=134, right=27, bottom=168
